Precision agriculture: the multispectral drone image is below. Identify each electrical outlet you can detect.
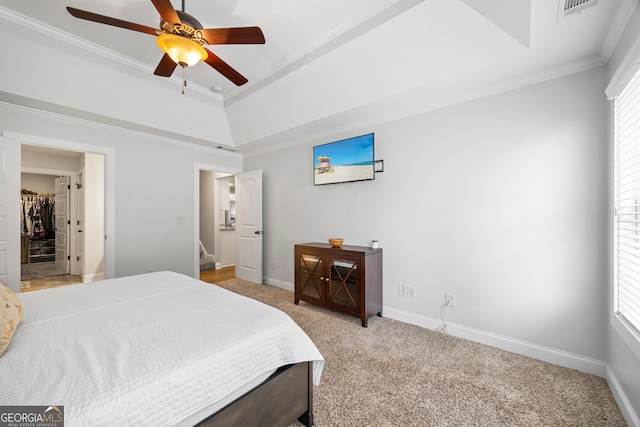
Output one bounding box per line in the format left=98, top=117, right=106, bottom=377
left=398, top=284, right=406, bottom=297
left=445, top=293, right=456, bottom=307
left=407, top=286, right=414, bottom=299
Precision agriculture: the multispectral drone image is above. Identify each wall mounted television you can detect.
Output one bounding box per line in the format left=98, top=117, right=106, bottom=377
left=313, top=133, right=375, bottom=186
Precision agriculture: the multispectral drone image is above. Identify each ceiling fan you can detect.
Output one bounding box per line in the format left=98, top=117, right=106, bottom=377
left=66, top=0, right=265, bottom=89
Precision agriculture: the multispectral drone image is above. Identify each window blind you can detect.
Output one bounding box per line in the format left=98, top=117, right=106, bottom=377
left=614, top=63, right=640, bottom=334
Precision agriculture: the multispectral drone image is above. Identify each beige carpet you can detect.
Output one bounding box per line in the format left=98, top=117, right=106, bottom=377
left=215, top=279, right=627, bottom=427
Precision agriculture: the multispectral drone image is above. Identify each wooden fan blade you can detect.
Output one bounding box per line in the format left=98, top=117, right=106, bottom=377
left=204, top=49, right=248, bottom=86
left=150, top=0, right=181, bottom=24
left=153, top=53, right=178, bottom=77
left=66, top=7, right=157, bottom=36
left=200, top=27, right=265, bottom=45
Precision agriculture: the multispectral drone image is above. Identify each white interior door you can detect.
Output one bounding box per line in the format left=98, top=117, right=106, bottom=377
left=235, top=170, right=263, bottom=284
left=0, top=139, right=20, bottom=292
left=54, top=176, right=70, bottom=275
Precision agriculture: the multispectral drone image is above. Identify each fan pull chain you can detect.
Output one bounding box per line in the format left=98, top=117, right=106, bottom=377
left=182, top=66, right=187, bottom=95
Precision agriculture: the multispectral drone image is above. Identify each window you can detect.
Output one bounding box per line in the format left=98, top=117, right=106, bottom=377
left=613, top=63, right=640, bottom=336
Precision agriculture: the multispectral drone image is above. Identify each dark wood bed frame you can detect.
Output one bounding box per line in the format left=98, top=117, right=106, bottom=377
left=196, top=361, right=314, bottom=427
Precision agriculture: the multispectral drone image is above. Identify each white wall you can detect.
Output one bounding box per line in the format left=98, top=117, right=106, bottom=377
left=22, top=149, right=82, bottom=172
left=0, top=104, right=243, bottom=285
left=246, top=67, right=608, bottom=365
left=21, top=173, right=56, bottom=194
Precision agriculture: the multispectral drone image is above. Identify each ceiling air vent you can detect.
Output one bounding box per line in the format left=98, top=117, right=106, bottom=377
left=557, top=0, right=600, bottom=21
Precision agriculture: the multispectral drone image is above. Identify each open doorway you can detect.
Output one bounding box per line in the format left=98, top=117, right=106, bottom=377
left=196, top=166, right=263, bottom=284
left=20, top=144, right=105, bottom=291
left=199, top=170, right=236, bottom=278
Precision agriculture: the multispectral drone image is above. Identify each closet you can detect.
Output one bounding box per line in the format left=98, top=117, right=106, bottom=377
left=20, top=145, right=106, bottom=285
left=20, top=190, right=56, bottom=264
left=20, top=171, right=69, bottom=282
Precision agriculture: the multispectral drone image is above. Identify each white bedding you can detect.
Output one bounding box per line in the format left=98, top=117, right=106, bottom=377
left=0, top=271, right=324, bottom=426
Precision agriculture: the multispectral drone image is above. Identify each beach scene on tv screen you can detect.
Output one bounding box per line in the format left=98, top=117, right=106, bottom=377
left=314, top=134, right=374, bottom=185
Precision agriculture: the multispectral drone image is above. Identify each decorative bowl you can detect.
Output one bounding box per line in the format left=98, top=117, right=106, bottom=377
left=328, top=238, right=344, bottom=247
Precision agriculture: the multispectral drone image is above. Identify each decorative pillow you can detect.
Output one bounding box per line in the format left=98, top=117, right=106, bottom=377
left=0, top=282, right=23, bottom=357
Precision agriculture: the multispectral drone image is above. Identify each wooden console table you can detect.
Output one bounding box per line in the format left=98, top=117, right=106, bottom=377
left=294, top=242, right=382, bottom=327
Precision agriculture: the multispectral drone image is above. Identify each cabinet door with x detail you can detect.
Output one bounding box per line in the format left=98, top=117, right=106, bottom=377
left=295, top=249, right=325, bottom=305
left=325, top=255, right=361, bottom=315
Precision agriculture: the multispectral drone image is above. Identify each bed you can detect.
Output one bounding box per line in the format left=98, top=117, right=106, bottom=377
left=0, top=271, right=324, bottom=426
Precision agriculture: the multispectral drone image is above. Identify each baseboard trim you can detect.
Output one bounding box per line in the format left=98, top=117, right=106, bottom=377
left=383, top=307, right=607, bottom=377
left=605, top=365, right=640, bottom=427
left=260, top=283, right=605, bottom=375
left=262, top=281, right=605, bottom=376
left=82, top=272, right=104, bottom=283
left=263, top=283, right=636, bottom=422
left=264, top=277, right=294, bottom=292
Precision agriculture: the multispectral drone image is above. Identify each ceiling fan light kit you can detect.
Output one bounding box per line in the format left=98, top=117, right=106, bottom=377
left=156, top=34, right=207, bottom=67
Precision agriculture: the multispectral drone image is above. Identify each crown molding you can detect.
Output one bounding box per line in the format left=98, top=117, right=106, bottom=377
left=0, top=95, right=241, bottom=156
left=241, top=54, right=607, bottom=158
